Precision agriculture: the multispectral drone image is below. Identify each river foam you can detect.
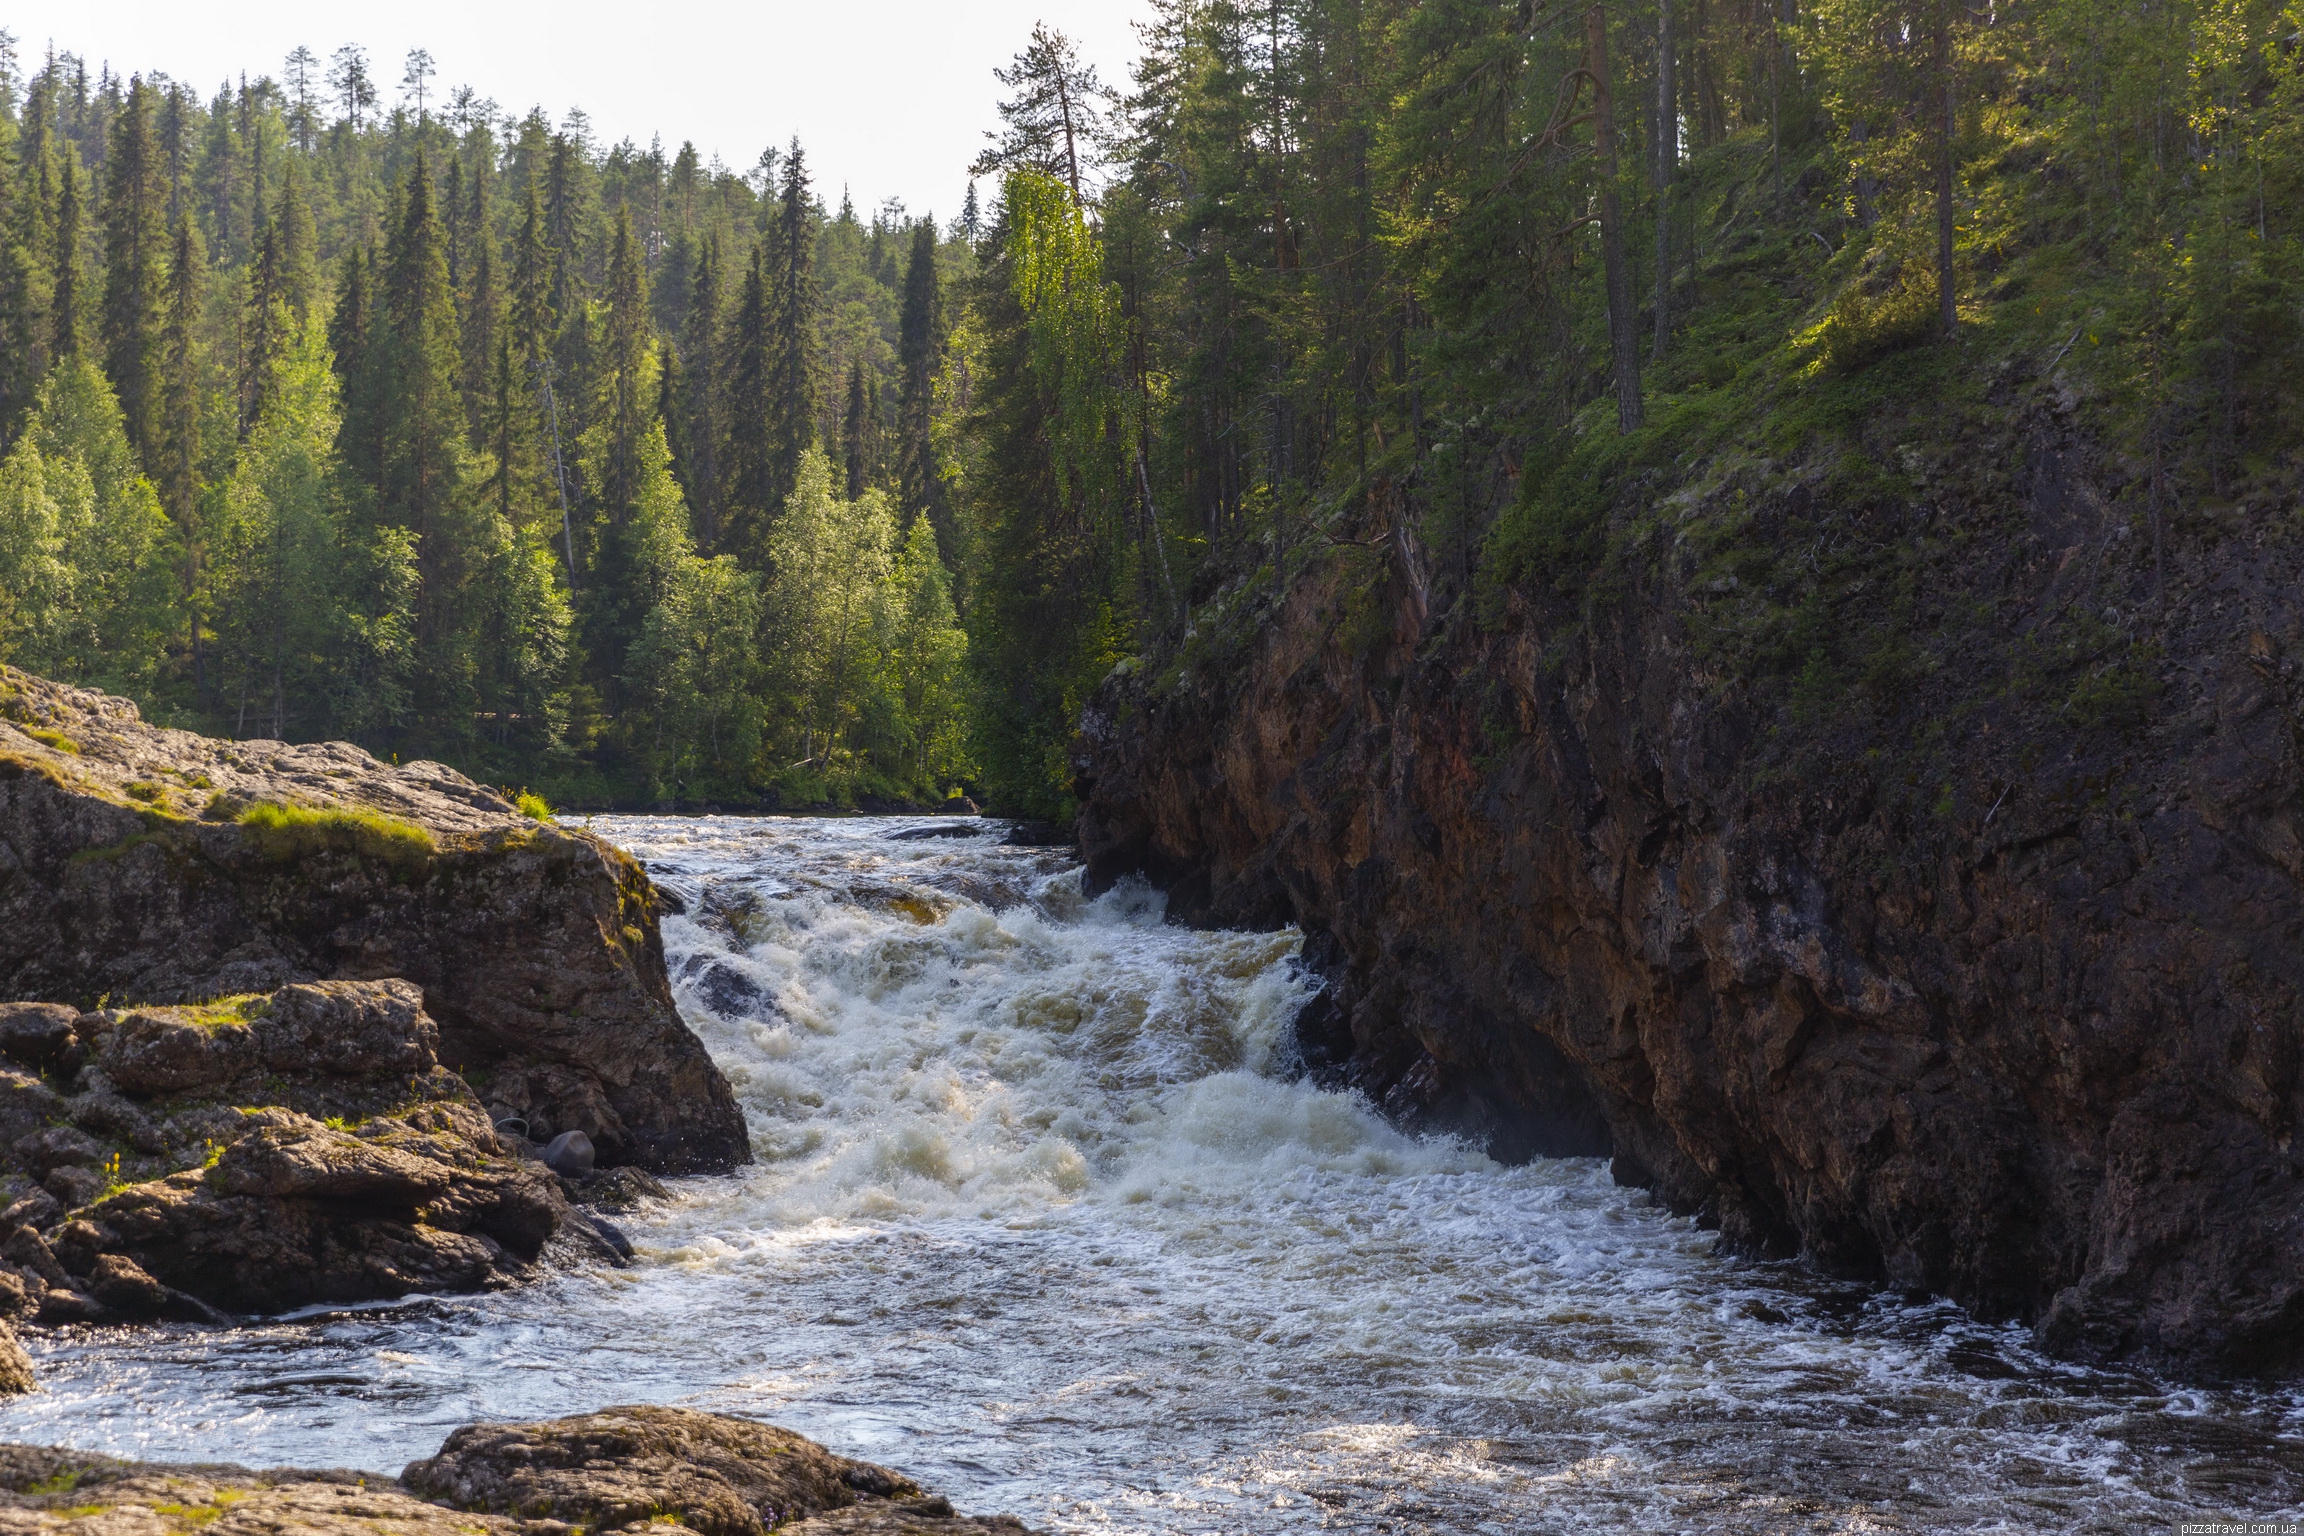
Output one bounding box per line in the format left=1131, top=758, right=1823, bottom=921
left=5, top=815, right=2299, bottom=1533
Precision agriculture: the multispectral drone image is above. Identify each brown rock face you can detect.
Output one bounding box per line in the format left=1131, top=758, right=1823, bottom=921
left=0, top=1411, right=1037, bottom=1536
left=0, top=667, right=746, bottom=1174
left=1077, top=514, right=2304, bottom=1377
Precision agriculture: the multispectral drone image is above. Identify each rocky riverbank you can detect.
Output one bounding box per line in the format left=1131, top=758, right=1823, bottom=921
left=1076, top=422, right=2304, bottom=1377
left=0, top=1406, right=1035, bottom=1535
left=0, top=979, right=636, bottom=1336
left=0, top=667, right=746, bottom=1175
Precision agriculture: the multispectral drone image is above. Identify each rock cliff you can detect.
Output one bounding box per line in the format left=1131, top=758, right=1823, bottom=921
left=0, top=1407, right=1036, bottom=1535
left=1076, top=430, right=2304, bottom=1376
left=0, top=668, right=747, bottom=1175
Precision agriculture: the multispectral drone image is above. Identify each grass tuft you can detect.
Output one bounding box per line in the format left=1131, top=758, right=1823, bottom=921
left=515, top=790, right=553, bottom=821
left=21, top=726, right=78, bottom=755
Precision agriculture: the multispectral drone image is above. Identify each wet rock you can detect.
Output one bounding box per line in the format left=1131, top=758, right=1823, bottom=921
left=997, top=820, right=1070, bottom=848
left=565, top=1166, right=668, bottom=1212
left=541, top=1131, right=595, bottom=1177
left=85, top=1254, right=168, bottom=1316
left=0, top=666, right=747, bottom=1175
left=888, top=823, right=980, bottom=841
left=401, top=1406, right=928, bottom=1536
left=0, top=1327, right=29, bottom=1394
left=33, top=1285, right=105, bottom=1325
left=0, top=1411, right=1041, bottom=1535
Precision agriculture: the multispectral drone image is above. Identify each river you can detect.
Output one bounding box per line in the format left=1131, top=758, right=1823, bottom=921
left=6, top=816, right=2300, bottom=1532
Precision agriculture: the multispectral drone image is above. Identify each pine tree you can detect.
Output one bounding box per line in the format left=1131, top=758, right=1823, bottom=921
left=764, top=141, right=816, bottom=521
left=100, top=75, right=169, bottom=468
left=240, top=168, right=312, bottom=435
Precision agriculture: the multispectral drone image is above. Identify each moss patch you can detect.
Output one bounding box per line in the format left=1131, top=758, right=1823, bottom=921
left=237, top=800, right=436, bottom=867
left=20, top=726, right=78, bottom=755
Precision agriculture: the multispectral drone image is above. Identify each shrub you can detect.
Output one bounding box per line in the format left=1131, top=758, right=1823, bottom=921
left=515, top=790, right=553, bottom=821
left=236, top=800, right=435, bottom=867
left=1816, top=263, right=1939, bottom=374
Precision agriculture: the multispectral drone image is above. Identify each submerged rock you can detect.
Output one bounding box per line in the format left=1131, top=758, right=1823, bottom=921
left=0, top=980, right=619, bottom=1323
left=0, top=1409, right=1036, bottom=1534
left=0, top=667, right=746, bottom=1175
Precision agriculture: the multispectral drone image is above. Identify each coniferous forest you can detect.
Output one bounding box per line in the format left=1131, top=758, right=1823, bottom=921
left=3, top=1, right=2302, bottom=813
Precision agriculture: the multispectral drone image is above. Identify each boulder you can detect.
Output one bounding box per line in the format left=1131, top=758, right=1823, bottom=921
left=0, top=667, right=746, bottom=1174
left=0, top=1411, right=1037, bottom=1535
left=401, top=1406, right=992, bottom=1536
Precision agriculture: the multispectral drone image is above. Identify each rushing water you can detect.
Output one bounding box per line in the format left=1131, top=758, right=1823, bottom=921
left=7, top=815, right=2301, bottom=1532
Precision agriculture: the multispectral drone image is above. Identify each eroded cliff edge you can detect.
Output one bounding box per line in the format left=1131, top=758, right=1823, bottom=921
left=0, top=667, right=747, bottom=1176
left=1076, top=417, right=2304, bottom=1377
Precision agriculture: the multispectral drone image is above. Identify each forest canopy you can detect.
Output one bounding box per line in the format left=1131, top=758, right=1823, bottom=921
left=1, top=0, right=2300, bottom=813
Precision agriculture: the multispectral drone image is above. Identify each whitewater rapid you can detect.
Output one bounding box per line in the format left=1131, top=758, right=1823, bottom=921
left=6, top=816, right=2299, bottom=1532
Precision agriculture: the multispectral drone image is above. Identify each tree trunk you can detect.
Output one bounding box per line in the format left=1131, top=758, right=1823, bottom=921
left=1589, top=5, right=1643, bottom=433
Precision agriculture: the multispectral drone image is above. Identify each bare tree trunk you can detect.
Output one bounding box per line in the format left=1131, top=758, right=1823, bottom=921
left=1589, top=5, right=1644, bottom=433
left=1652, top=0, right=1675, bottom=361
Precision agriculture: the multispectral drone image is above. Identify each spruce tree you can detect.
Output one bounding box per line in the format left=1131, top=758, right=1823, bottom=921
left=721, top=241, right=771, bottom=556
left=674, top=233, right=725, bottom=549
left=896, top=220, right=943, bottom=541
left=459, top=150, right=499, bottom=439
left=764, top=141, right=816, bottom=521
left=379, top=153, right=477, bottom=734
left=159, top=211, right=204, bottom=696
left=600, top=204, right=650, bottom=521
left=0, top=135, right=39, bottom=442
left=51, top=151, right=85, bottom=362
left=841, top=358, right=870, bottom=501
left=100, top=75, right=168, bottom=468
left=329, top=246, right=384, bottom=505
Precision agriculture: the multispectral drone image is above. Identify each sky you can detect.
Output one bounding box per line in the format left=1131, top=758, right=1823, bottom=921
left=4, top=0, right=1149, bottom=220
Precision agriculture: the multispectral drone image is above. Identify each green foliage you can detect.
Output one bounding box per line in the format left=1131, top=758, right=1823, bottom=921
left=236, top=799, right=436, bottom=866
left=515, top=790, right=552, bottom=820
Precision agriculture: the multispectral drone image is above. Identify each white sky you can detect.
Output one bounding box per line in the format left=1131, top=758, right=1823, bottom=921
left=6, top=0, right=1148, bottom=220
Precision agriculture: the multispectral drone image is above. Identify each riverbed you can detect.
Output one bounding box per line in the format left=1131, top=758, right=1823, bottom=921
left=7, top=816, right=2300, bottom=1532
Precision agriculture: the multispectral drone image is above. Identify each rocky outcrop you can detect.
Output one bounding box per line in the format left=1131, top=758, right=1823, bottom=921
left=0, top=1409, right=1035, bottom=1535
left=0, top=668, right=746, bottom=1174
left=1076, top=445, right=2304, bottom=1376
left=0, top=981, right=622, bottom=1325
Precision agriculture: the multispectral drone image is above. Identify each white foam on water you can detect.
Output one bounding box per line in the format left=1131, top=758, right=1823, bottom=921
left=3, top=813, right=2298, bottom=1534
